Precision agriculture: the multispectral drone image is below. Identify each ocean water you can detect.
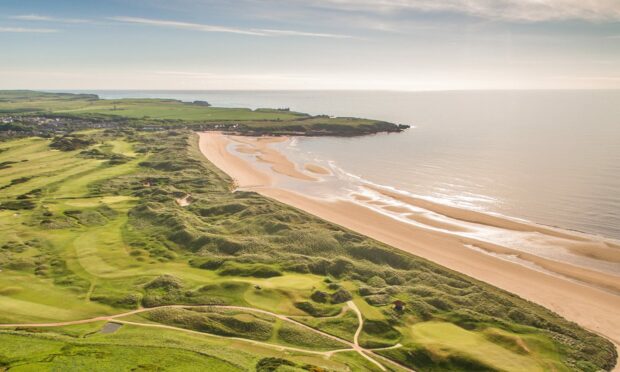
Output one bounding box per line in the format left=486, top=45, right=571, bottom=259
left=74, top=90, right=620, bottom=240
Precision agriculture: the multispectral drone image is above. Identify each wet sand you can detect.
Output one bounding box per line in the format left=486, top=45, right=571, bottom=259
left=198, top=131, right=620, bottom=359
left=305, top=163, right=330, bottom=175
left=229, top=135, right=316, bottom=181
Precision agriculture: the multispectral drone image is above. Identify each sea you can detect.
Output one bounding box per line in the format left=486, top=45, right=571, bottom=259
left=66, top=90, right=620, bottom=241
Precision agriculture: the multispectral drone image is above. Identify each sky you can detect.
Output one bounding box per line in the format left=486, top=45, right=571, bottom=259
left=0, top=0, right=619, bottom=90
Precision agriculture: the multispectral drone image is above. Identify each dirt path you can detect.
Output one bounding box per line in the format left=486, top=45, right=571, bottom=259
left=347, top=301, right=416, bottom=372
left=347, top=300, right=387, bottom=371
left=0, top=303, right=412, bottom=371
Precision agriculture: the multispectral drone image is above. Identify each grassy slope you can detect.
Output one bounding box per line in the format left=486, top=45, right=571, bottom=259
left=0, top=128, right=616, bottom=371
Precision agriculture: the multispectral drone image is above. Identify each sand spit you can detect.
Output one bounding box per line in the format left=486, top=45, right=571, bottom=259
left=229, top=135, right=316, bottom=181
left=197, top=131, right=620, bottom=357
left=305, top=163, right=330, bottom=175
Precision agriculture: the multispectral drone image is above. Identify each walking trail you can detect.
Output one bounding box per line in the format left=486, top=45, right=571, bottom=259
left=0, top=303, right=413, bottom=371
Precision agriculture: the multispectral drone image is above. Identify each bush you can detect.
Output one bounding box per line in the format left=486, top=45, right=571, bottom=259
left=426, top=297, right=453, bottom=311
left=91, top=292, right=142, bottom=309
left=311, top=291, right=329, bottom=303
left=144, top=274, right=183, bottom=290
left=197, top=258, right=226, bottom=270
left=362, top=319, right=401, bottom=344
left=0, top=199, right=36, bottom=210
left=218, top=261, right=282, bottom=278
left=50, top=135, right=95, bottom=151
left=327, top=258, right=354, bottom=278
left=256, top=357, right=295, bottom=372
left=331, top=289, right=353, bottom=304
left=367, top=275, right=387, bottom=288
left=365, top=294, right=391, bottom=306
left=294, top=302, right=341, bottom=317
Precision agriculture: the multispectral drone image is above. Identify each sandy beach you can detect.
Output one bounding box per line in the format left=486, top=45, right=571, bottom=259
left=198, top=131, right=620, bottom=359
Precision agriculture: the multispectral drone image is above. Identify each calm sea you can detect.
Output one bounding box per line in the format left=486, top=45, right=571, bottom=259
left=68, top=90, right=620, bottom=240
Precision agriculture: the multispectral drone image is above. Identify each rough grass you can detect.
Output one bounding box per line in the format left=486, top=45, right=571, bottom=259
left=275, top=321, right=347, bottom=351
left=295, top=309, right=359, bottom=342
left=0, top=128, right=615, bottom=371
left=142, top=307, right=275, bottom=341
left=0, top=333, right=241, bottom=372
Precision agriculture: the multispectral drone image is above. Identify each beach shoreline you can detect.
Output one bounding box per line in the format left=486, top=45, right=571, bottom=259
left=198, top=131, right=620, bottom=361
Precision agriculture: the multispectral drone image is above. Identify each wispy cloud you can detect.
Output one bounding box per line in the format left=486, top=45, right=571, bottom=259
left=0, top=26, right=58, bottom=33
left=110, top=16, right=353, bottom=38
left=110, top=16, right=264, bottom=36
left=308, top=0, right=620, bottom=22
left=10, top=14, right=89, bottom=23
left=257, top=28, right=353, bottom=39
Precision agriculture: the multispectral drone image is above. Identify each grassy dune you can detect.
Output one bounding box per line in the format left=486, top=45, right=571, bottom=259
left=0, top=128, right=616, bottom=371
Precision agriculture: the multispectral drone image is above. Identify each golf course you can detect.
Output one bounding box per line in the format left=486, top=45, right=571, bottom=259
left=0, top=91, right=616, bottom=371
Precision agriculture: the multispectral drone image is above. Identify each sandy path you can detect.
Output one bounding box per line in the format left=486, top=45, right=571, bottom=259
left=347, top=300, right=387, bottom=371
left=197, top=131, right=620, bottom=368
left=0, top=303, right=411, bottom=371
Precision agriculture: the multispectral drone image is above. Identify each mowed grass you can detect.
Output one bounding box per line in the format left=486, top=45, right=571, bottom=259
left=0, top=332, right=242, bottom=372
left=57, top=99, right=305, bottom=121
left=0, top=271, right=115, bottom=323
left=406, top=322, right=567, bottom=372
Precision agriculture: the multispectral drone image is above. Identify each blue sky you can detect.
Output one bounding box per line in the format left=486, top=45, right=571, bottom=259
left=1, top=0, right=619, bottom=90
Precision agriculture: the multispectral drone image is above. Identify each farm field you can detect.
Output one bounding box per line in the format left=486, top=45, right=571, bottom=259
left=0, top=91, right=401, bottom=136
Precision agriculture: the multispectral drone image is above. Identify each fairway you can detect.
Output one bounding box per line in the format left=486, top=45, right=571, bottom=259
left=408, top=322, right=566, bottom=372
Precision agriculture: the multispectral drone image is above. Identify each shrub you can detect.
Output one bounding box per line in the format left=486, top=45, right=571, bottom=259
left=0, top=200, right=36, bottom=210
left=50, top=135, right=95, bottom=151
left=327, top=258, right=354, bottom=278
left=256, top=358, right=295, bottom=372
left=197, top=258, right=226, bottom=270
left=331, top=289, right=353, bottom=304
left=311, top=290, right=329, bottom=303
left=367, top=275, right=387, bottom=288
left=365, top=294, right=391, bottom=306
left=218, top=261, right=282, bottom=278
left=144, top=274, right=183, bottom=290
left=294, top=302, right=341, bottom=317
left=362, top=319, right=400, bottom=341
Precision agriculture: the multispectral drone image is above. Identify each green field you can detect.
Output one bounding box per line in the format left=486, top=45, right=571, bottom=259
left=0, top=119, right=616, bottom=370
left=0, top=91, right=402, bottom=136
